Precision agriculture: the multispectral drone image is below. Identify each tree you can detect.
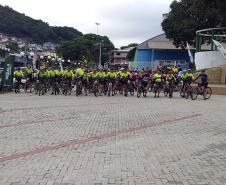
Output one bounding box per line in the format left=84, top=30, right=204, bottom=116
left=120, top=43, right=138, bottom=50
left=57, top=34, right=115, bottom=66
left=161, top=0, right=226, bottom=48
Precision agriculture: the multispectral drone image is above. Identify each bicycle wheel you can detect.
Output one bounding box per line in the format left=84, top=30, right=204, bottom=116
left=164, top=88, right=168, bottom=97
left=180, top=89, right=185, bottom=98
left=107, top=83, right=112, bottom=96
left=76, top=84, right=81, bottom=96
left=29, top=84, right=35, bottom=93
left=203, top=87, right=212, bottom=100
left=38, top=85, right=42, bottom=96
left=169, top=87, right=173, bottom=98
left=137, top=87, right=141, bottom=98
left=191, top=87, right=198, bottom=100
left=64, top=86, right=68, bottom=96
left=143, top=87, right=147, bottom=98
left=94, top=87, right=99, bottom=97
left=124, top=85, right=128, bottom=97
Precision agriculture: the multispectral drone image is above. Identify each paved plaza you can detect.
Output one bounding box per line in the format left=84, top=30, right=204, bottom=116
left=0, top=93, right=226, bottom=185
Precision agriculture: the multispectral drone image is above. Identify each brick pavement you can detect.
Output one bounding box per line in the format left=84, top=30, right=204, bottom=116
left=0, top=93, right=226, bottom=185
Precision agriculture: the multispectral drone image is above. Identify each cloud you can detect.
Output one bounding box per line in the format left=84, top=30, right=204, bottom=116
left=0, top=0, right=172, bottom=47
left=97, top=0, right=172, bottom=47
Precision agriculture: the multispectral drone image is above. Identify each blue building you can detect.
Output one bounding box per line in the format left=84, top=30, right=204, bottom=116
left=134, top=34, right=191, bottom=70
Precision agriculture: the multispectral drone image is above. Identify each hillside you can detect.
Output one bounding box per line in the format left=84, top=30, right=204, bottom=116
left=0, top=5, right=83, bottom=44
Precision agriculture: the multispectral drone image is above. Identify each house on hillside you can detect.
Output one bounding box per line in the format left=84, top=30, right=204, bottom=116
left=134, top=34, right=191, bottom=70
left=43, top=42, right=55, bottom=51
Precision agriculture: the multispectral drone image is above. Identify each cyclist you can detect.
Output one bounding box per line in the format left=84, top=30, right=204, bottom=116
left=63, top=67, right=73, bottom=90
left=121, top=68, right=131, bottom=97
left=172, top=65, right=178, bottom=75
left=153, top=70, right=162, bottom=97
left=37, top=67, right=46, bottom=83
left=49, top=67, right=56, bottom=95
left=76, top=64, right=84, bottom=77
left=153, top=71, right=162, bottom=85
left=181, top=70, right=188, bottom=90
left=106, top=68, right=116, bottom=96
left=54, top=67, right=62, bottom=84
left=166, top=71, right=175, bottom=84
left=25, top=65, right=33, bottom=83
left=187, top=69, right=194, bottom=84
left=14, top=67, right=23, bottom=92
left=194, top=69, right=208, bottom=90
left=165, top=71, right=175, bottom=96
left=82, top=69, right=89, bottom=96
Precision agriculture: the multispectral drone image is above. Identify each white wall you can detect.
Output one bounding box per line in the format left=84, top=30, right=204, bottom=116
left=195, top=51, right=226, bottom=70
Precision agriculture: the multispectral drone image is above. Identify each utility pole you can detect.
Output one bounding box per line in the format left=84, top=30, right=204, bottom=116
left=99, top=43, right=102, bottom=68
left=95, top=22, right=102, bottom=67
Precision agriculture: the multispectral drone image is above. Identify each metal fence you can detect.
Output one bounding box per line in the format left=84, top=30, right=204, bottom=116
left=129, top=61, right=189, bottom=70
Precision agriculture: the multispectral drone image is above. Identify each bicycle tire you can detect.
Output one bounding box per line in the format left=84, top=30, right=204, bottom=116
left=143, top=88, right=147, bottom=97
left=191, top=87, right=198, bottom=100
left=137, top=87, right=141, bottom=98
left=169, top=88, right=173, bottom=98
left=107, top=83, right=112, bottom=96
left=203, top=87, right=212, bottom=100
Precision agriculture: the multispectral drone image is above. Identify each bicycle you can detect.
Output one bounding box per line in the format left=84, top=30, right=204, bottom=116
left=164, top=80, right=174, bottom=98
left=62, top=78, right=71, bottom=96
left=24, top=79, right=34, bottom=93
left=191, top=83, right=212, bottom=100
left=153, top=82, right=161, bottom=98
left=137, top=80, right=148, bottom=98
left=52, top=79, right=60, bottom=95
left=180, top=83, right=195, bottom=99
left=113, top=79, right=123, bottom=95
left=14, top=79, right=21, bottom=93
left=107, top=79, right=114, bottom=96
left=76, top=78, right=83, bottom=96
left=36, top=79, right=45, bottom=96
left=93, top=79, right=100, bottom=97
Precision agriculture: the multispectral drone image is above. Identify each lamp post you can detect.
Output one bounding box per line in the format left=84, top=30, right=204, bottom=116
left=99, top=43, right=102, bottom=68
left=95, top=22, right=101, bottom=35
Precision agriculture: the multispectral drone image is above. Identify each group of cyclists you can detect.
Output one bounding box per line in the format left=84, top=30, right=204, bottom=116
left=13, top=64, right=211, bottom=99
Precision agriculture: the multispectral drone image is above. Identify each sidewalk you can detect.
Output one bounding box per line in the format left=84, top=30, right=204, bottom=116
left=209, top=84, right=226, bottom=95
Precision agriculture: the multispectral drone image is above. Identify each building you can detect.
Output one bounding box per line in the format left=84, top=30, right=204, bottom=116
left=134, top=34, right=191, bottom=70
left=109, top=47, right=136, bottom=67
left=43, top=42, right=56, bottom=51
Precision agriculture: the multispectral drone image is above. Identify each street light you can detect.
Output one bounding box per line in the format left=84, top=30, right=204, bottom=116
left=95, top=22, right=101, bottom=35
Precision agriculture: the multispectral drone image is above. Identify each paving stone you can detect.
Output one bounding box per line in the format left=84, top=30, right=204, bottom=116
left=0, top=93, right=225, bottom=185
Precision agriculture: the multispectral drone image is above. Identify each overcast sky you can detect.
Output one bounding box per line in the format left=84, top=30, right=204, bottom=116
left=0, top=0, right=172, bottom=48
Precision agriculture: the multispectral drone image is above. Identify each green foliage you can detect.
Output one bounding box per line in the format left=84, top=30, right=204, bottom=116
left=57, top=34, right=115, bottom=66
left=120, top=43, right=138, bottom=50
left=0, top=5, right=82, bottom=43
left=161, top=0, right=226, bottom=48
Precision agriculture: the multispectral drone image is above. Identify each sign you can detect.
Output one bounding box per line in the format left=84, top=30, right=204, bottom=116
left=2, top=55, right=14, bottom=90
